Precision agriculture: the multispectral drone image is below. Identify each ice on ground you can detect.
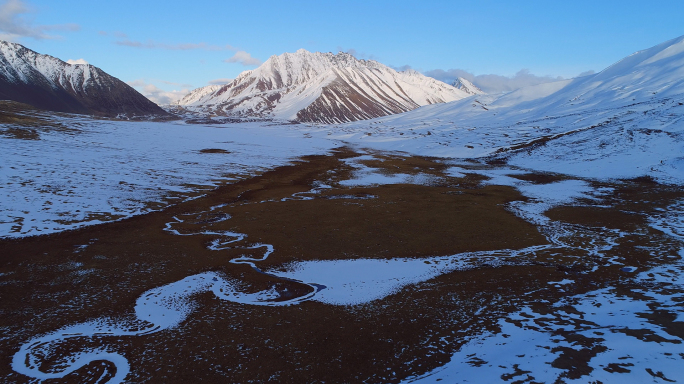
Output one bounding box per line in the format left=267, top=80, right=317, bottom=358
left=269, top=245, right=549, bottom=306
left=450, top=164, right=604, bottom=226
left=338, top=154, right=440, bottom=187
left=272, top=255, right=470, bottom=305
left=515, top=179, right=596, bottom=204
left=339, top=168, right=438, bottom=187
left=648, top=199, right=684, bottom=240
left=406, top=286, right=684, bottom=384
left=510, top=179, right=600, bottom=227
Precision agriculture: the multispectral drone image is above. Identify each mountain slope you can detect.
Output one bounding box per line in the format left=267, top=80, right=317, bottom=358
left=311, top=35, right=684, bottom=183
left=348, top=35, right=684, bottom=130
left=0, top=41, right=170, bottom=118
left=177, top=49, right=470, bottom=123
left=452, top=77, right=484, bottom=95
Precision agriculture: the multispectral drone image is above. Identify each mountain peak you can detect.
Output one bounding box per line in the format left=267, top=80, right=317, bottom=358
left=452, top=77, right=484, bottom=95
left=400, top=68, right=421, bottom=76
left=0, top=40, right=170, bottom=117
left=178, top=49, right=469, bottom=123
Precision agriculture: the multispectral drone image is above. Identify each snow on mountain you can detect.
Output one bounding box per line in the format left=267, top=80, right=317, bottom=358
left=0, top=40, right=170, bottom=117
left=177, top=49, right=470, bottom=123
left=303, top=35, right=684, bottom=184
left=176, top=84, right=223, bottom=106
left=451, top=77, right=484, bottom=95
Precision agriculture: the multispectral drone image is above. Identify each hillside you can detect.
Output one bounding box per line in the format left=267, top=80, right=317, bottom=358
left=0, top=41, right=170, bottom=118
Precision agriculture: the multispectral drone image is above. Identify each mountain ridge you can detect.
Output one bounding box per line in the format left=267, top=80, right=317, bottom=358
left=452, top=77, right=484, bottom=96
left=366, top=34, right=684, bottom=130
left=0, top=40, right=170, bottom=118
left=177, top=49, right=470, bottom=123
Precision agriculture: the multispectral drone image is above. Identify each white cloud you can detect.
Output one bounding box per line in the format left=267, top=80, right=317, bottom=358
left=127, top=79, right=146, bottom=87
left=208, top=78, right=233, bottom=85
left=66, top=58, right=88, bottom=65
left=103, top=31, right=257, bottom=69
left=114, top=38, right=235, bottom=51
left=424, top=68, right=568, bottom=93
left=98, top=30, right=127, bottom=38
left=224, top=50, right=262, bottom=66
left=127, top=79, right=190, bottom=105
left=0, top=0, right=79, bottom=41
left=391, top=64, right=413, bottom=72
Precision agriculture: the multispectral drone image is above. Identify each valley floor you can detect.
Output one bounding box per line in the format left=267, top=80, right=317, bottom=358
left=1, top=104, right=684, bottom=383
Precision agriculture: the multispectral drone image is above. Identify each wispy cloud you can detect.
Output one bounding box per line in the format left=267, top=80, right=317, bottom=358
left=391, top=64, right=413, bottom=72
left=424, top=68, right=568, bottom=93
left=208, top=78, right=233, bottom=85
left=66, top=58, right=88, bottom=65
left=101, top=30, right=261, bottom=68
left=98, top=30, right=127, bottom=38
left=158, top=79, right=193, bottom=88
left=223, top=50, right=262, bottom=66
left=0, top=0, right=79, bottom=41
left=336, top=46, right=379, bottom=61
left=127, top=79, right=190, bottom=105
left=114, top=38, right=235, bottom=51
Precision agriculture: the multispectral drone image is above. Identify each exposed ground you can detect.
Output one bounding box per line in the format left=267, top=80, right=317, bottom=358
left=2, top=147, right=683, bottom=383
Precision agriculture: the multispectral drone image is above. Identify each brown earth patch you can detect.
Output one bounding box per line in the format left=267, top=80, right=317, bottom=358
left=199, top=148, right=232, bottom=154
left=1, top=148, right=683, bottom=383
left=507, top=172, right=568, bottom=184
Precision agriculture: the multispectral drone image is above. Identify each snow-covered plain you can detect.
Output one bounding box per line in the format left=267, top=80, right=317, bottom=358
left=0, top=117, right=338, bottom=238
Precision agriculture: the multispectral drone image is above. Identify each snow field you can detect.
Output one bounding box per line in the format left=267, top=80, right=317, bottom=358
left=0, top=117, right=338, bottom=238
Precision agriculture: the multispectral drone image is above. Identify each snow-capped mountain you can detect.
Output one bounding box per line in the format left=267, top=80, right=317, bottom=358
left=327, top=35, right=684, bottom=183
left=0, top=41, right=169, bottom=118
left=177, top=49, right=470, bottom=123
left=349, top=35, right=684, bottom=132
left=451, top=77, right=484, bottom=95
left=177, top=84, right=223, bottom=106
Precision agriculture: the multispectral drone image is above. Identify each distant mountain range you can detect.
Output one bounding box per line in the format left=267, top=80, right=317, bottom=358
left=176, top=49, right=471, bottom=123
left=335, top=35, right=684, bottom=182
left=0, top=41, right=170, bottom=118
left=385, top=35, right=684, bottom=127
left=11, top=35, right=680, bottom=129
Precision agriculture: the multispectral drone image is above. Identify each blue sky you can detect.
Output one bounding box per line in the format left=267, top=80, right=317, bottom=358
left=2, top=0, right=683, bottom=103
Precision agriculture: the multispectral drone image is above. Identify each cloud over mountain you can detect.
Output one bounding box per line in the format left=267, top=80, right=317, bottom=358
left=127, top=79, right=190, bottom=105
left=425, top=68, right=567, bottom=94
left=224, top=50, right=262, bottom=66
left=66, top=58, right=88, bottom=65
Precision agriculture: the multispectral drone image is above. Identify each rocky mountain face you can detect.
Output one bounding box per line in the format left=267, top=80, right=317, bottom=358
left=0, top=41, right=170, bottom=118
left=451, top=77, right=484, bottom=96
left=177, top=49, right=470, bottom=123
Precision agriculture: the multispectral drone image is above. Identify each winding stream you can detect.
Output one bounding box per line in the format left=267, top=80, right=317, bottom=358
left=11, top=172, right=658, bottom=383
